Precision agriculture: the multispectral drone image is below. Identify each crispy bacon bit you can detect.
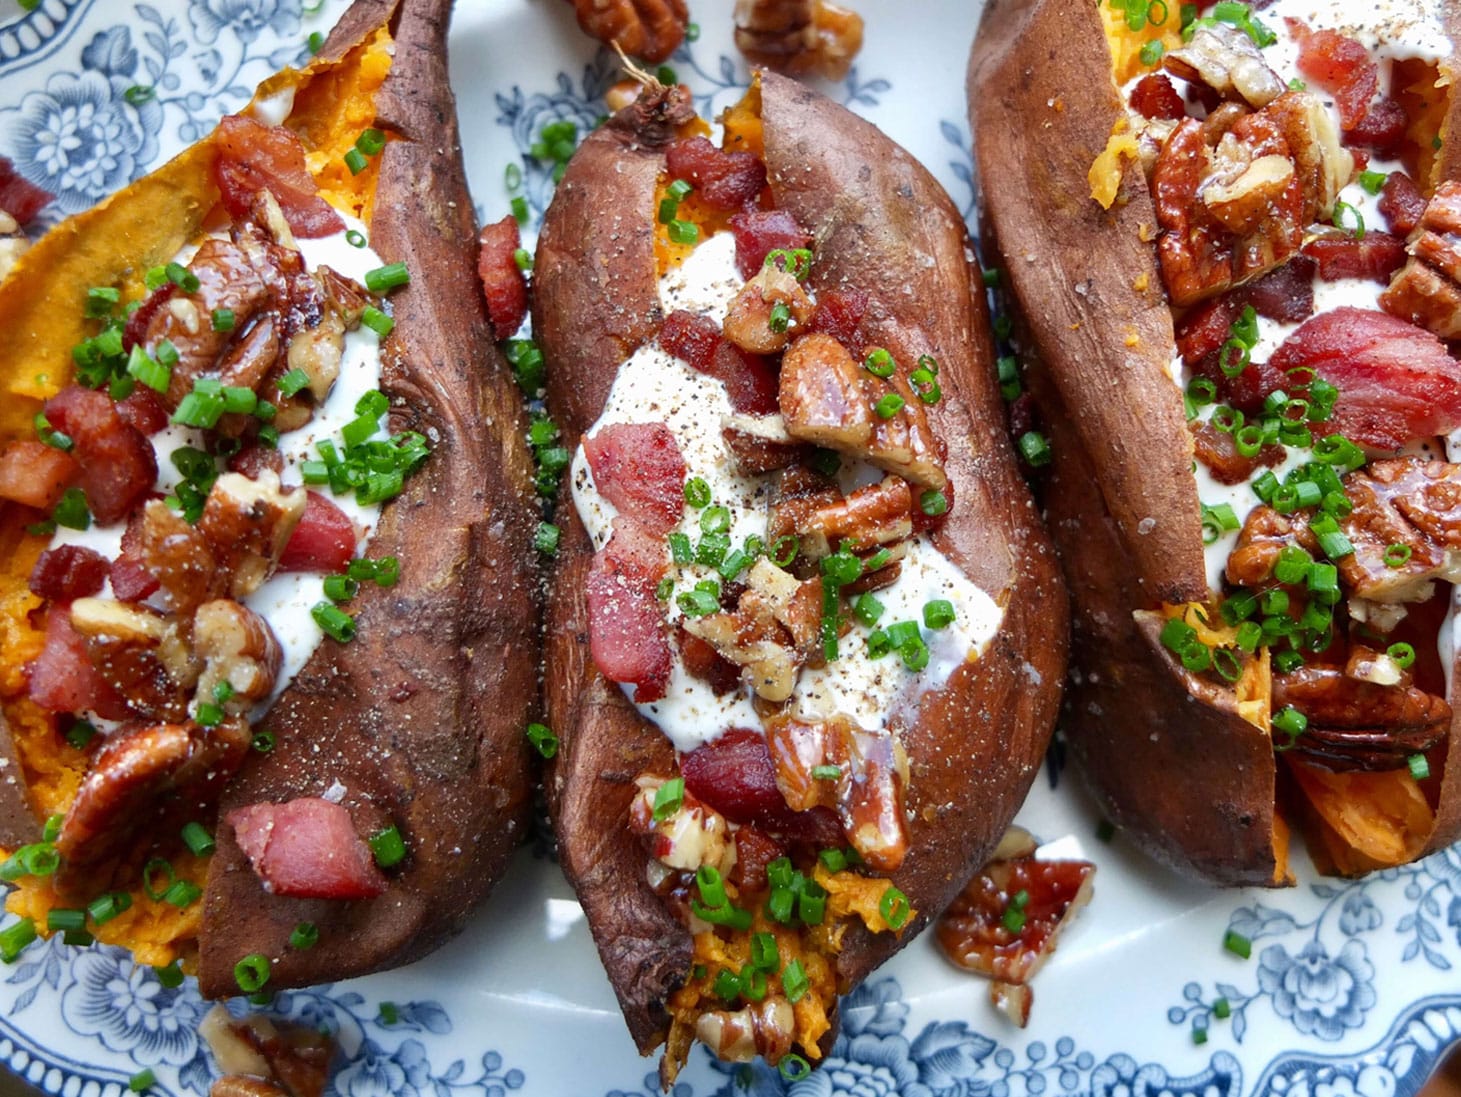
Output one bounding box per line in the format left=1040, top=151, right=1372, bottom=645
left=1293, top=24, right=1377, bottom=130
left=1190, top=420, right=1284, bottom=485
left=228, top=443, right=285, bottom=479
left=1346, top=98, right=1407, bottom=153
left=661, top=309, right=721, bottom=370
left=666, top=136, right=768, bottom=212
left=43, top=386, right=157, bottom=525
left=1337, top=458, right=1461, bottom=603
left=587, top=520, right=673, bottom=703
left=478, top=215, right=528, bottom=340
left=734, top=0, right=864, bottom=82
left=679, top=630, right=741, bottom=694
left=729, top=210, right=812, bottom=281
left=26, top=608, right=130, bottom=720
left=807, top=288, right=869, bottom=353
left=1130, top=74, right=1186, bottom=121
left=1191, top=353, right=1288, bottom=416
left=0, top=157, right=52, bottom=226
left=1381, top=181, right=1461, bottom=339
left=1175, top=296, right=1244, bottom=368
left=583, top=422, right=686, bottom=535
left=936, top=851, right=1096, bottom=1015
left=1379, top=173, right=1426, bottom=236
left=729, top=826, right=785, bottom=893
left=1245, top=254, right=1316, bottom=321
left=114, top=388, right=169, bottom=436
left=213, top=116, right=343, bottom=238
left=228, top=797, right=389, bottom=900
left=0, top=439, right=77, bottom=511
left=29, top=545, right=109, bottom=602
left=1268, top=307, right=1461, bottom=449
left=110, top=557, right=159, bottom=604
left=56, top=718, right=250, bottom=890
left=803, top=476, right=914, bottom=558
left=1302, top=231, right=1407, bottom=283
left=681, top=727, right=841, bottom=845
left=278, top=490, right=355, bottom=573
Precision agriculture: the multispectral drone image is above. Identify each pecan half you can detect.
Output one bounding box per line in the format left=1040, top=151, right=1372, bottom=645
left=696, top=998, right=795, bottom=1065
left=722, top=266, right=815, bottom=355
left=566, top=0, right=688, bottom=63
left=1164, top=23, right=1284, bottom=109
left=1338, top=457, right=1461, bottom=604
left=779, top=333, right=874, bottom=452
left=734, top=0, right=864, bottom=82
left=198, top=470, right=307, bottom=597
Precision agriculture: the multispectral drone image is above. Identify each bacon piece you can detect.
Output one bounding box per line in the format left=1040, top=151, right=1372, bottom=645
left=1130, top=74, right=1186, bottom=121
left=1269, top=307, right=1461, bottom=449
left=586, top=520, right=673, bottom=703
left=1293, top=25, right=1376, bottom=131
left=213, top=116, right=343, bottom=239
left=1190, top=351, right=1288, bottom=415
left=26, top=609, right=130, bottom=720
left=477, top=215, right=528, bottom=340
left=680, top=727, right=841, bottom=845
left=1302, top=231, right=1407, bottom=283
left=29, top=545, right=109, bottom=601
left=0, top=158, right=52, bottom=226
left=43, top=386, right=157, bottom=525
left=227, top=443, right=285, bottom=479
left=661, top=309, right=721, bottom=370
left=729, top=826, right=785, bottom=894
left=228, top=797, right=389, bottom=901
left=1190, top=420, right=1284, bottom=485
left=1379, top=173, right=1426, bottom=237
left=278, top=491, right=356, bottom=573
left=0, top=439, right=77, bottom=511
left=679, top=630, right=741, bottom=694
left=807, top=288, right=869, bottom=353
left=1175, top=295, right=1244, bottom=367
left=583, top=422, right=686, bottom=535
left=1244, top=254, right=1315, bottom=322
left=114, top=388, right=169, bottom=436
left=666, top=136, right=768, bottom=211
left=110, top=511, right=160, bottom=603
left=1346, top=98, right=1407, bottom=153
left=729, top=209, right=812, bottom=281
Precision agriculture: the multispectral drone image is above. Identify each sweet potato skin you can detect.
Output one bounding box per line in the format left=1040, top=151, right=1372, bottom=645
left=536, top=71, right=1067, bottom=1053
left=968, top=0, right=1461, bottom=884
left=197, top=0, right=539, bottom=993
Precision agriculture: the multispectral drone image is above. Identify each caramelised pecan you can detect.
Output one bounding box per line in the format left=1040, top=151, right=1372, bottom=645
left=1154, top=92, right=1351, bottom=305
left=198, top=471, right=307, bottom=598
left=200, top=1005, right=335, bottom=1097
left=1381, top=181, right=1461, bottom=338
left=1273, top=663, right=1449, bottom=736
left=193, top=600, right=282, bottom=712
left=69, top=597, right=195, bottom=721
left=566, top=0, right=688, bottom=63
left=1338, top=457, right=1461, bottom=604
left=1190, top=420, right=1284, bottom=485
left=696, top=998, right=796, bottom=1065
left=1225, top=504, right=1315, bottom=588
left=779, top=333, right=874, bottom=452
left=734, top=0, right=864, bottom=82
left=722, top=266, right=815, bottom=355
left=54, top=716, right=251, bottom=894
left=1164, top=24, right=1284, bottom=110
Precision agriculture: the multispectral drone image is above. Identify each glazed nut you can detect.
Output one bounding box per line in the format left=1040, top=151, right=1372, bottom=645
left=779, top=332, right=874, bottom=451
left=69, top=597, right=166, bottom=643
left=1164, top=23, right=1283, bottom=109
left=567, top=0, right=689, bottom=63
left=193, top=599, right=283, bottom=710
left=198, top=470, right=307, bottom=597
left=286, top=307, right=345, bottom=401
left=695, top=998, right=795, bottom=1064
left=721, top=268, right=816, bottom=355
left=734, top=0, right=865, bottom=83
left=1203, top=153, right=1296, bottom=235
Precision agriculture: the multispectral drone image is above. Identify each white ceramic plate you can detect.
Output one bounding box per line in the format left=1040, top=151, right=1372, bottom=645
left=1, top=1, right=1460, bottom=1094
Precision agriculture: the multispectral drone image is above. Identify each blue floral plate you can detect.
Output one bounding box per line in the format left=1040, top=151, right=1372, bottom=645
left=2, top=1, right=1460, bottom=1094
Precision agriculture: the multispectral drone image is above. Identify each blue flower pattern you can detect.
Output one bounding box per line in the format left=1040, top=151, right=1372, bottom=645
left=3, top=2, right=1461, bottom=1094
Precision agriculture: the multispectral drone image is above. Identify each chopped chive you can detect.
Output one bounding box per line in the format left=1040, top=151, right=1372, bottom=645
left=526, top=722, right=558, bottom=759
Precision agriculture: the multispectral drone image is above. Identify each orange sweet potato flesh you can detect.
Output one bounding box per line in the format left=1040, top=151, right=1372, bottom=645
left=195, top=0, right=539, bottom=993
left=535, top=71, right=1067, bottom=1053
left=968, top=0, right=1461, bottom=884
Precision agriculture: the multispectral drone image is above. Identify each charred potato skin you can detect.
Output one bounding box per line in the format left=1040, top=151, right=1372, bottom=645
left=196, top=0, right=540, bottom=994
left=967, top=0, right=1461, bottom=885
left=535, top=71, right=1067, bottom=1053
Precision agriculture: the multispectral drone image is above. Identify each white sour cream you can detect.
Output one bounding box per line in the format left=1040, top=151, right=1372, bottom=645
left=571, top=233, right=1005, bottom=754
left=48, top=212, right=389, bottom=701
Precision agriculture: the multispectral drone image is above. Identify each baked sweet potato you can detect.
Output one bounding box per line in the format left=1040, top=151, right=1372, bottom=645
left=0, top=0, right=538, bottom=990
left=970, top=0, right=1461, bottom=884
left=535, top=71, right=1066, bottom=1077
